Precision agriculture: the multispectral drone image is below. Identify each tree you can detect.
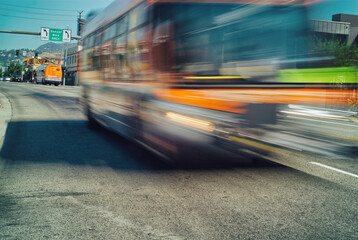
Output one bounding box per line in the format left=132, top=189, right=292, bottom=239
left=310, top=39, right=358, bottom=112
left=4, top=61, right=22, bottom=76
left=311, top=38, right=358, bottom=67
left=23, top=69, right=32, bottom=81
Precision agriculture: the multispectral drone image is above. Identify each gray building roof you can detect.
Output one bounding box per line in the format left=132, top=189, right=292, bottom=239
left=311, top=19, right=350, bottom=35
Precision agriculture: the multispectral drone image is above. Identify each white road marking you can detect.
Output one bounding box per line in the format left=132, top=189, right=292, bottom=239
left=310, top=162, right=358, bottom=179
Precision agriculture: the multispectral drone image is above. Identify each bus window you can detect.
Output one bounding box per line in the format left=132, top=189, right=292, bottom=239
left=94, top=31, right=103, bottom=46
left=117, top=15, right=128, bottom=36
left=104, top=24, right=117, bottom=42
left=129, top=3, right=147, bottom=30
left=153, top=20, right=175, bottom=72
left=114, top=35, right=128, bottom=80
left=128, top=27, right=149, bottom=80
left=153, top=3, right=308, bottom=79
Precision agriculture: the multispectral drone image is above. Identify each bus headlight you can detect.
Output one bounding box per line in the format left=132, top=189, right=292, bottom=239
left=166, top=112, right=215, bottom=132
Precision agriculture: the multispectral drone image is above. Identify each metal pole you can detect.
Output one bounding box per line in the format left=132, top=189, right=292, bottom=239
left=64, top=43, right=68, bottom=86
left=0, top=30, right=40, bottom=35
left=0, top=29, right=81, bottom=39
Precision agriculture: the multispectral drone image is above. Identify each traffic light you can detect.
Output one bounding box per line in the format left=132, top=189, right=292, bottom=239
left=16, top=50, right=19, bottom=56
left=35, top=53, right=38, bottom=59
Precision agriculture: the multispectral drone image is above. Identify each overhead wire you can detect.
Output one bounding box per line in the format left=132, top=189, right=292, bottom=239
left=0, top=13, right=74, bottom=22
left=0, top=2, right=77, bottom=12
left=0, top=7, right=77, bottom=17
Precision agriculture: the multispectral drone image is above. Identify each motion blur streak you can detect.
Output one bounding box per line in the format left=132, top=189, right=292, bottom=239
left=79, top=0, right=358, bottom=163
left=166, top=112, right=215, bottom=132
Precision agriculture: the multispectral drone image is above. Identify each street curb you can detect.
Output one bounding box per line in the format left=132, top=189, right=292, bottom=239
left=0, top=91, right=12, bottom=172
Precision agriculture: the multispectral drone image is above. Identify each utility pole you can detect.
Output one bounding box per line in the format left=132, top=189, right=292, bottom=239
left=76, top=11, right=84, bottom=86
left=62, top=25, right=71, bottom=86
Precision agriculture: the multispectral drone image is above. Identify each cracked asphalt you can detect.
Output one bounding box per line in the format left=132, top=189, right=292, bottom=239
left=0, top=82, right=357, bottom=240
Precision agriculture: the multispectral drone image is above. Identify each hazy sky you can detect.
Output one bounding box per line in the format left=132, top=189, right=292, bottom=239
left=0, top=0, right=113, bottom=50
left=0, top=0, right=357, bottom=50
left=309, top=0, right=358, bottom=20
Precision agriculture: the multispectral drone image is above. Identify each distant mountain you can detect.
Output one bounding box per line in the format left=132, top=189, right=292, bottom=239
left=0, top=43, right=77, bottom=67
left=36, top=42, right=75, bottom=53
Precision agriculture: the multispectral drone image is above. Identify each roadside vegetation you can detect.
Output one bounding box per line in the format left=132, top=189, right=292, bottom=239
left=3, top=62, right=31, bottom=81
left=311, top=38, right=358, bottom=112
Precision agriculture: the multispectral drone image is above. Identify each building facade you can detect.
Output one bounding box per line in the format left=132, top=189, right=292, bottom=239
left=64, top=45, right=78, bottom=85
left=332, top=14, right=358, bottom=45
left=311, top=19, right=350, bottom=43
left=311, top=14, right=358, bottom=45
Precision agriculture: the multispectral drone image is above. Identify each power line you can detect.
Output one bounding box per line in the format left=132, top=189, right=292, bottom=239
left=0, top=2, right=77, bottom=12
left=0, top=13, right=74, bottom=22
left=0, top=8, right=77, bottom=17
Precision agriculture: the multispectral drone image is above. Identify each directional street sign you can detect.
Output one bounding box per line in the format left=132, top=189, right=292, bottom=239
left=41, top=27, right=72, bottom=42
left=41, top=27, right=49, bottom=41
left=63, top=29, right=71, bottom=42
left=49, top=28, right=63, bottom=42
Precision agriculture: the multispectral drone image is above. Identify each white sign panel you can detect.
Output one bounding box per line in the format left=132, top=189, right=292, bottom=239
left=63, top=29, right=71, bottom=42
left=41, top=27, right=50, bottom=41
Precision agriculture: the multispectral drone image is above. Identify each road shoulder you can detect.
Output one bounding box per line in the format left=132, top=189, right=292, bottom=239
left=0, top=91, right=12, bottom=171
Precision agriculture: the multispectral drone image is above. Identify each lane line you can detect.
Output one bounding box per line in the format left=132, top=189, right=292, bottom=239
left=310, top=162, right=358, bottom=179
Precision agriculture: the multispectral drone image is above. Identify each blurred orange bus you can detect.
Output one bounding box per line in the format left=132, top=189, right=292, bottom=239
left=35, top=64, right=62, bottom=86
left=79, top=0, right=353, bottom=164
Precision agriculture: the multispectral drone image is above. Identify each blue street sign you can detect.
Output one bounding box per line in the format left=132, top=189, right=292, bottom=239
left=20, top=63, right=25, bottom=65
left=61, top=58, right=69, bottom=62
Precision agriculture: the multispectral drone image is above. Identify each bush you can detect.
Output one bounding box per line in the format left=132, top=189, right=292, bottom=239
left=311, top=38, right=358, bottom=67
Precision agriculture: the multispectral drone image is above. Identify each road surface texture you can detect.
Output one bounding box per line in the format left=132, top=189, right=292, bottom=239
left=0, top=82, right=357, bottom=240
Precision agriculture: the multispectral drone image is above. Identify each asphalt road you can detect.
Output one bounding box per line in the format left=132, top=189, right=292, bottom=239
left=0, top=82, right=357, bottom=240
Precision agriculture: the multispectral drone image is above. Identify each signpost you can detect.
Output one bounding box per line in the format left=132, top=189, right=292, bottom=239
left=41, top=27, right=71, bottom=43
left=40, top=28, right=49, bottom=41
left=49, top=29, right=63, bottom=42
left=63, top=30, right=71, bottom=43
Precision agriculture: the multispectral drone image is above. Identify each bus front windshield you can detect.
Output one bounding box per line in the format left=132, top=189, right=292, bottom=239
left=153, top=3, right=308, bottom=78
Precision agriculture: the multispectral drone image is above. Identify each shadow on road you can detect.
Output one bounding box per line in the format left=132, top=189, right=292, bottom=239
left=0, top=120, right=280, bottom=171
left=24, top=92, right=80, bottom=112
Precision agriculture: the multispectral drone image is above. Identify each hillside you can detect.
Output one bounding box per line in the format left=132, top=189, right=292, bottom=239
left=0, top=42, right=77, bottom=67
left=36, top=42, right=67, bottom=53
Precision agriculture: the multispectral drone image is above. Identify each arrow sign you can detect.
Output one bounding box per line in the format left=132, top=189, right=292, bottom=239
left=41, top=27, right=49, bottom=41
left=63, top=29, right=71, bottom=43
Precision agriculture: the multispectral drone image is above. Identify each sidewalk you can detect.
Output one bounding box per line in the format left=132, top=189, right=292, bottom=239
left=0, top=91, right=12, bottom=172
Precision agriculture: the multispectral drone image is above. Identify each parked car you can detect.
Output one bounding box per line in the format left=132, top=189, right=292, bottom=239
left=4, top=76, right=10, bottom=81
left=11, top=75, right=22, bottom=82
